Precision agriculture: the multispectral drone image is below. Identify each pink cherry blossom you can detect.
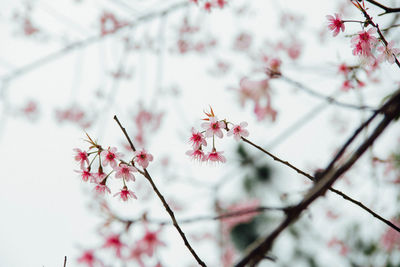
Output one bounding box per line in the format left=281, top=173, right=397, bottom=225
left=94, top=183, right=111, bottom=195
left=351, top=28, right=378, bottom=57
left=74, top=148, right=89, bottom=170
left=134, top=149, right=154, bottom=168
left=189, top=128, right=207, bottom=149
left=114, top=164, right=137, bottom=182
left=326, top=13, right=345, bottom=37
left=77, top=250, right=102, bottom=267
left=100, top=147, right=123, bottom=168
left=114, top=187, right=137, bottom=201
left=138, top=226, right=165, bottom=257
left=186, top=148, right=206, bottom=161
left=75, top=168, right=92, bottom=182
left=341, top=80, right=354, bottom=91
left=201, top=117, right=226, bottom=138
left=206, top=149, right=226, bottom=163
left=377, top=41, right=400, bottom=64
left=227, top=122, right=249, bottom=141
left=103, top=234, right=125, bottom=258
left=215, top=0, right=227, bottom=9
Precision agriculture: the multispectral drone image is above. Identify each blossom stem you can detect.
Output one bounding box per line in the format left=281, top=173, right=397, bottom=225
left=113, top=115, right=207, bottom=267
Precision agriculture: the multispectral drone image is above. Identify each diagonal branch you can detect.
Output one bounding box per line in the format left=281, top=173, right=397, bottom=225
left=113, top=115, right=207, bottom=267
left=365, top=0, right=400, bottom=15
left=235, top=89, right=400, bottom=266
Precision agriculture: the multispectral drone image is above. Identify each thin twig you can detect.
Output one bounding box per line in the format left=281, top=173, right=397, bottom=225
left=241, top=136, right=400, bottom=233
left=113, top=115, right=207, bottom=267
left=235, top=89, right=400, bottom=266
left=279, top=75, right=376, bottom=111
left=63, top=256, right=67, bottom=267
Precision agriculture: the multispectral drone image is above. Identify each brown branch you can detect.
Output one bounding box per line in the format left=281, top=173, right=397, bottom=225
left=356, top=3, right=400, bottom=69
left=63, top=256, right=67, bottom=267
left=365, top=0, right=400, bottom=15
left=241, top=136, right=400, bottom=233
left=113, top=115, right=207, bottom=267
left=235, top=89, right=400, bottom=266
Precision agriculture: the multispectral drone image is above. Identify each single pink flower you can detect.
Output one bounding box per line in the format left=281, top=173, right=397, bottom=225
left=204, top=1, right=213, bottom=12
left=351, top=28, right=378, bottom=57
left=214, top=0, right=227, bottom=8
left=206, top=149, right=226, bottom=163
left=75, top=168, right=92, bottom=182
left=114, top=164, right=137, bottom=182
left=134, top=149, right=154, bottom=168
left=377, top=41, right=400, bottom=64
left=138, top=226, right=165, bottom=257
left=114, top=187, right=137, bottom=201
left=227, top=122, right=249, bottom=141
left=103, top=234, right=125, bottom=258
left=186, top=148, right=206, bottom=161
left=338, top=63, right=350, bottom=76
left=74, top=148, right=89, bottom=170
left=341, top=80, right=354, bottom=91
left=100, top=147, right=123, bottom=168
left=77, top=250, right=102, bottom=267
left=326, top=13, right=345, bottom=37
left=201, top=117, right=226, bottom=138
left=94, top=183, right=111, bottom=195
left=189, top=128, right=207, bottom=149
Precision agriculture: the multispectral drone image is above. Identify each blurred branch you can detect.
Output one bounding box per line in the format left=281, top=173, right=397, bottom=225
left=113, top=115, right=207, bottom=267
left=1, top=1, right=189, bottom=82
left=277, top=74, right=377, bottom=111
left=235, top=89, right=400, bottom=266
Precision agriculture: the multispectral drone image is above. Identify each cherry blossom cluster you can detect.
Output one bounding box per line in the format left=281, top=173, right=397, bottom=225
left=74, top=134, right=153, bottom=201
left=190, top=0, right=228, bottom=12
left=186, top=107, right=249, bottom=163
left=78, top=225, right=165, bottom=266
left=326, top=5, right=400, bottom=66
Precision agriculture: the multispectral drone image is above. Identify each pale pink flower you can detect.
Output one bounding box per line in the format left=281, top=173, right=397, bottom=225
left=377, top=41, right=400, bottom=64
left=189, top=128, right=207, bottom=149
left=381, top=219, right=400, bottom=251
left=227, top=122, right=249, bottom=141
left=114, top=187, right=137, bottom=201
left=214, top=0, right=227, bottom=9
left=103, top=234, right=125, bottom=258
left=341, top=80, right=354, bottom=91
left=222, top=199, right=260, bottom=231
left=77, top=250, right=103, bottom=267
left=134, top=149, right=153, bottom=168
left=129, top=244, right=146, bottom=267
left=138, top=226, right=165, bottom=257
left=206, top=149, right=226, bottom=163
left=74, top=148, right=89, bottom=170
left=114, top=164, right=137, bottom=182
left=75, top=168, right=92, bottom=182
left=186, top=148, right=206, bottom=161
left=326, top=13, right=345, bottom=36
left=94, top=183, right=111, bottom=195
left=201, top=117, right=226, bottom=138
left=338, top=63, right=350, bottom=76
left=100, top=147, right=123, bottom=168
left=351, top=28, right=378, bottom=57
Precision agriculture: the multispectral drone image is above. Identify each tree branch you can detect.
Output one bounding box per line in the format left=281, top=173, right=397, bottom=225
left=235, top=89, right=400, bottom=266
left=113, top=115, right=207, bottom=267
left=365, top=0, right=400, bottom=15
